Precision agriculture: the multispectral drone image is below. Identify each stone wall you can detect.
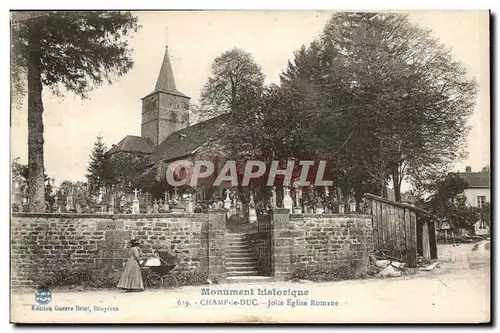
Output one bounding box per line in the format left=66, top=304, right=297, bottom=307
left=10, top=212, right=223, bottom=289
left=11, top=210, right=375, bottom=287
left=271, top=210, right=373, bottom=279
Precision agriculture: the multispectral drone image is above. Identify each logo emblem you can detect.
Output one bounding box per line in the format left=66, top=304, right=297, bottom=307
left=35, top=288, right=52, bottom=305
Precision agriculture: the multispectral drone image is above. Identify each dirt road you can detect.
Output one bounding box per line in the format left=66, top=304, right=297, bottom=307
left=11, top=241, right=490, bottom=324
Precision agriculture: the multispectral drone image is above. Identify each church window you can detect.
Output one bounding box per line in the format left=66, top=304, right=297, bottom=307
left=170, top=112, right=178, bottom=122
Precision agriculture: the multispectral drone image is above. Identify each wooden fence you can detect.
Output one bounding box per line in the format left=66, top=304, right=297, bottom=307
left=363, top=193, right=437, bottom=267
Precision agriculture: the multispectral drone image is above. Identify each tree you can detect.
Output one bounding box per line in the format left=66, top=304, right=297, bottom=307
left=196, top=48, right=270, bottom=204
left=11, top=11, right=140, bottom=212
left=481, top=164, right=490, bottom=173
left=325, top=13, right=477, bottom=202
left=278, top=13, right=478, bottom=202
left=198, top=48, right=265, bottom=118
left=86, top=134, right=108, bottom=196
left=279, top=36, right=389, bottom=209
left=420, top=173, right=479, bottom=230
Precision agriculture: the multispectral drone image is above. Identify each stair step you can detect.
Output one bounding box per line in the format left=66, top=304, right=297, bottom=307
left=226, top=260, right=257, bottom=264
left=226, top=247, right=253, bottom=252
left=226, top=252, right=255, bottom=259
left=226, top=265, right=259, bottom=272
left=226, top=243, right=249, bottom=247
left=226, top=252, right=254, bottom=257
left=226, top=256, right=257, bottom=261
left=225, top=260, right=258, bottom=265
left=226, top=271, right=260, bottom=276
left=226, top=263, right=259, bottom=269
left=226, top=276, right=275, bottom=283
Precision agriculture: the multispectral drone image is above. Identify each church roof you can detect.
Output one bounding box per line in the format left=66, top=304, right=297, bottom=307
left=143, top=46, right=189, bottom=99
left=106, top=135, right=155, bottom=155
left=149, top=113, right=230, bottom=164
left=457, top=171, right=490, bottom=188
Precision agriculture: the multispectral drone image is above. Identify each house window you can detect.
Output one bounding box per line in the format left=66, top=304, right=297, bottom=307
left=479, top=220, right=486, bottom=229
left=477, top=196, right=486, bottom=208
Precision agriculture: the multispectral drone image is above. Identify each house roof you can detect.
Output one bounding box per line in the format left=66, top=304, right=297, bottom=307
left=149, top=113, right=230, bottom=164
left=106, top=135, right=155, bottom=155
left=457, top=172, right=491, bottom=188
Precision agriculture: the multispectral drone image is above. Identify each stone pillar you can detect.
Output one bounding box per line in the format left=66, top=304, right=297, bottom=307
left=271, top=208, right=292, bottom=280
left=208, top=209, right=226, bottom=282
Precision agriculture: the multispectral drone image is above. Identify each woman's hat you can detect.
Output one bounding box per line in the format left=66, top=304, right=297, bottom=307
left=130, top=238, right=141, bottom=246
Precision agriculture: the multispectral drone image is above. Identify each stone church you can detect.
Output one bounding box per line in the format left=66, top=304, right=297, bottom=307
left=106, top=44, right=229, bottom=201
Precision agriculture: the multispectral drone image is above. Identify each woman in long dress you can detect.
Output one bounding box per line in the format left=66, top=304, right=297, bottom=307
left=117, top=239, right=144, bottom=292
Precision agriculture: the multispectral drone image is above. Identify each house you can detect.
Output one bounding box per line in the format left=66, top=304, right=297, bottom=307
left=457, top=166, right=491, bottom=235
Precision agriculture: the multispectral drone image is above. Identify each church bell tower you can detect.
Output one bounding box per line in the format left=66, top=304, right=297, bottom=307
left=141, top=45, right=190, bottom=147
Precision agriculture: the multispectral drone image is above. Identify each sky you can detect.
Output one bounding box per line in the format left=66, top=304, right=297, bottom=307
left=10, top=10, right=490, bottom=188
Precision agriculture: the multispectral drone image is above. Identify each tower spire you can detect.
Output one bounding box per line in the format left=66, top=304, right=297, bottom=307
left=155, top=34, right=177, bottom=93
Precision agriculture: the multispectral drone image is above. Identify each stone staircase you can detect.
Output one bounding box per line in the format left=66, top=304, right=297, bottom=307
left=225, top=233, right=261, bottom=277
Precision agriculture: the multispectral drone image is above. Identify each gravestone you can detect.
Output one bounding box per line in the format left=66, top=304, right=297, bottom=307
left=132, top=189, right=140, bottom=214
left=164, top=192, right=170, bottom=212
left=108, top=196, right=115, bottom=215
left=283, top=187, right=293, bottom=211
left=75, top=202, right=82, bottom=214
left=146, top=202, right=153, bottom=214
left=185, top=194, right=194, bottom=213
left=66, top=191, right=74, bottom=212
left=224, top=190, right=231, bottom=210
left=170, top=188, right=185, bottom=213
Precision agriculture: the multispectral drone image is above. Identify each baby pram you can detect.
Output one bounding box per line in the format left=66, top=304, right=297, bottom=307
left=140, top=250, right=180, bottom=289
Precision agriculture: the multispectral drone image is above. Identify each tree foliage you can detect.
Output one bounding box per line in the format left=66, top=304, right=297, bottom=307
left=11, top=11, right=140, bottom=100
left=278, top=12, right=478, bottom=203
left=104, top=152, right=150, bottom=192
left=198, top=48, right=265, bottom=118
left=418, top=173, right=479, bottom=230
left=11, top=11, right=140, bottom=212
left=86, top=134, right=108, bottom=196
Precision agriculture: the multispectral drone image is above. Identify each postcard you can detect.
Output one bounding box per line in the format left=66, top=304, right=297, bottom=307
left=10, top=10, right=490, bottom=324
